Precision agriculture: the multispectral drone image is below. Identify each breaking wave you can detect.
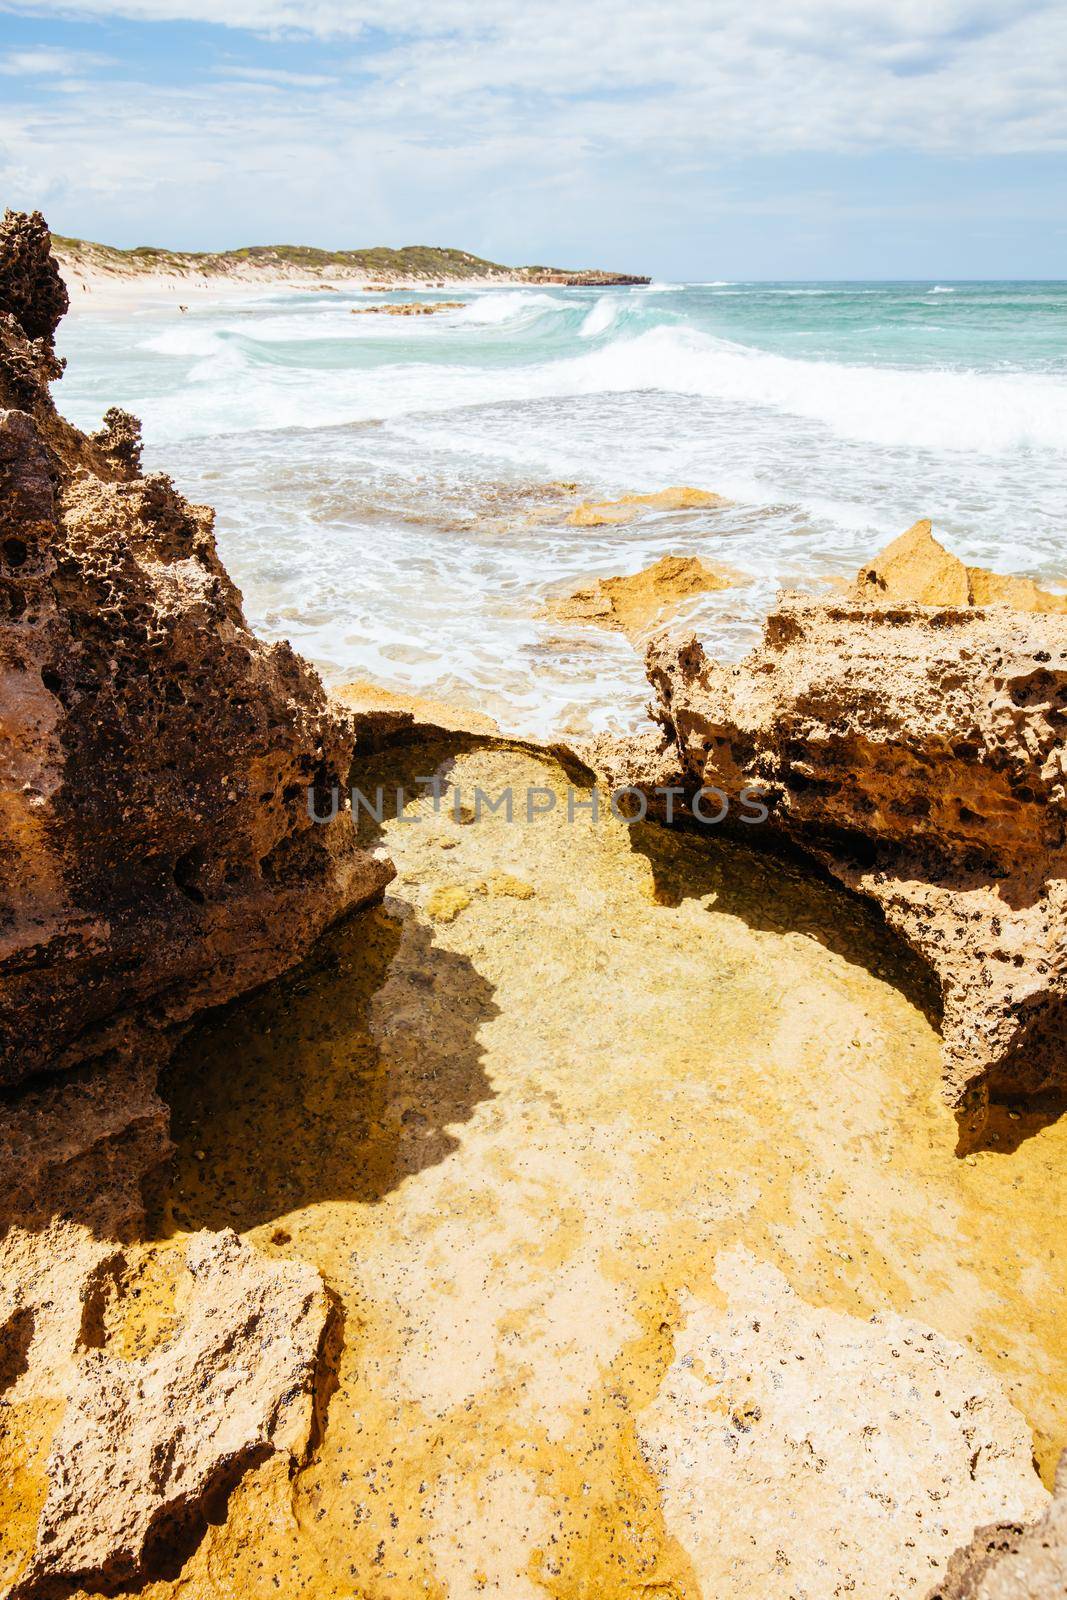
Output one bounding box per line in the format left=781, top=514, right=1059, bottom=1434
left=131, top=316, right=1067, bottom=457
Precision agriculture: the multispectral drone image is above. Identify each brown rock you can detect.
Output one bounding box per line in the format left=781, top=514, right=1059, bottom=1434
left=0, top=210, right=68, bottom=356
left=0, top=1054, right=169, bottom=1241
left=642, top=586, right=1067, bottom=1122
left=565, top=486, right=731, bottom=527
left=929, top=1453, right=1067, bottom=1598
left=544, top=553, right=745, bottom=642
left=0, top=210, right=392, bottom=1088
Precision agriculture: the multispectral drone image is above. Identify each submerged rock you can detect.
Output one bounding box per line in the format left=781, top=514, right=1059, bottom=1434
left=543, top=552, right=747, bottom=643
left=0, top=209, right=392, bottom=1088
left=351, top=300, right=465, bottom=315
left=638, top=526, right=1067, bottom=1123
left=565, top=485, right=731, bottom=527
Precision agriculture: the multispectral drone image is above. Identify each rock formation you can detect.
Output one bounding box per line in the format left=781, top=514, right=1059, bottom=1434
left=10, top=1229, right=328, bottom=1600
left=929, top=1453, right=1067, bottom=1598
left=637, top=523, right=1067, bottom=1124
left=857, top=519, right=1067, bottom=614
left=351, top=300, right=465, bottom=315
left=0, top=208, right=392, bottom=1089
left=543, top=553, right=747, bottom=642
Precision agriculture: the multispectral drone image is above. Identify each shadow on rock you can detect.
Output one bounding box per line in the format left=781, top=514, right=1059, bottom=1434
left=626, top=813, right=944, bottom=1035
left=151, top=897, right=499, bottom=1236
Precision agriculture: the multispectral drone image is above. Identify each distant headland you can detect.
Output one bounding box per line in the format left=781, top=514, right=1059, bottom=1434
left=51, top=232, right=650, bottom=310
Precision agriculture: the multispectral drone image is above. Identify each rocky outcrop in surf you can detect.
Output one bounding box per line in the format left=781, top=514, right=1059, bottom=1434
left=0, top=208, right=391, bottom=1089
left=631, top=523, right=1067, bottom=1127
left=542, top=553, right=747, bottom=643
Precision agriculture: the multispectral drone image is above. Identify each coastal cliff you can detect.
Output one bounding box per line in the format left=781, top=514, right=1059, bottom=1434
left=52, top=233, right=650, bottom=300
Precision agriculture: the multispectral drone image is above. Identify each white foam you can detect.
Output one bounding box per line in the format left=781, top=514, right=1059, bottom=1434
left=552, top=326, right=1067, bottom=455
left=127, top=318, right=1067, bottom=459
left=450, top=291, right=567, bottom=326
left=578, top=296, right=619, bottom=338
left=140, top=326, right=222, bottom=356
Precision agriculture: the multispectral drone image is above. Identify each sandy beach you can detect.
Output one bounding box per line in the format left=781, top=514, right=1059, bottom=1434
left=57, top=260, right=542, bottom=314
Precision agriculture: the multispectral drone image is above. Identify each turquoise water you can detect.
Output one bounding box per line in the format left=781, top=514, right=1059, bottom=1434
left=56, top=281, right=1067, bottom=737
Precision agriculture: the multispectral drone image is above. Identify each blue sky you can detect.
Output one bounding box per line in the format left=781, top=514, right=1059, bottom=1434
left=1, top=0, right=1065, bottom=278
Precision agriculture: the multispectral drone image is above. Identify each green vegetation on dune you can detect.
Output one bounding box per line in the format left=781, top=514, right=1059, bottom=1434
left=49, top=233, right=647, bottom=284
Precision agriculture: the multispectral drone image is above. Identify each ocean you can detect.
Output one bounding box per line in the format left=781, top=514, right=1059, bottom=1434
left=56, top=280, right=1067, bottom=739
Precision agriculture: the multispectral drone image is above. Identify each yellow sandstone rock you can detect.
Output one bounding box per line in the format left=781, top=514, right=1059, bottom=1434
left=426, top=884, right=473, bottom=921
left=334, top=681, right=500, bottom=739
left=854, top=519, right=972, bottom=605
left=967, top=565, right=1067, bottom=613
left=565, top=486, right=731, bottom=527
left=544, top=553, right=747, bottom=642
left=854, top=519, right=1067, bottom=612
left=483, top=873, right=536, bottom=899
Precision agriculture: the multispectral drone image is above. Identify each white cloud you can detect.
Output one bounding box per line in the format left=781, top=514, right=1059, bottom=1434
left=0, top=0, right=1064, bottom=271
left=2, top=2, right=1065, bottom=156
left=0, top=44, right=113, bottom=73
left=213, top=65, right=338, bottom=86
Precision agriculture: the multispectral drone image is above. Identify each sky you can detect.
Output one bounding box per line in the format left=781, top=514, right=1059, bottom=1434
left=0, top=0, right=1065, bottom=279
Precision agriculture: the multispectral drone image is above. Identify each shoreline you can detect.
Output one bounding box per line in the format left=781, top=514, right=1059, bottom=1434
left=58, top=262, right=559, bottom=314
left=55, top=246, right=650, bottom=316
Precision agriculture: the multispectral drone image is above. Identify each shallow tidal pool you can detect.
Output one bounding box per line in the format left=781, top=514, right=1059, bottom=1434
left=140, top=739, right=1067, bottom=1600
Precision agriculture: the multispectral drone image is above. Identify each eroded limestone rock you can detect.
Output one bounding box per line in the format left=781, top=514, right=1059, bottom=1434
left=637, top=1249, right=1050, bottom=1600
left=639, top=531, right=1067, bottom=1122
left=929, top=1454, right=1067, bottom=1598
left=4, top=1227, right=328, bottom=1600
left=0, top=209, right=392, bottom=1087
left=0, top=1001, right=332, bottom=1600
left=46, top=1231, right=325, bottom=1593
